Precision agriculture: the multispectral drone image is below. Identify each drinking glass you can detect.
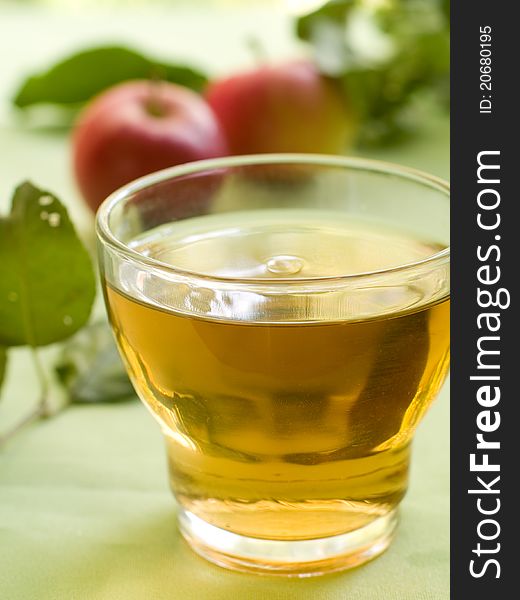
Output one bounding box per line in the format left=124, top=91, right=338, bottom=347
left=96, top=154, right=450, bottom=576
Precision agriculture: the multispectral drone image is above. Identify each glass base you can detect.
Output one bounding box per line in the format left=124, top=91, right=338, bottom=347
left=178, top=507, right=398, bottom=577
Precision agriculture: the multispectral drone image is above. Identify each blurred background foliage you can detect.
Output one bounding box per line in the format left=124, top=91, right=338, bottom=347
left=4, top=0, right=449, bottom=147
left=297, top=0, right=449, bottom=145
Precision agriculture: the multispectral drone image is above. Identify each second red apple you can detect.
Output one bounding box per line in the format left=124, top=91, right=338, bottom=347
left=205, top=60, right=356, bottom=156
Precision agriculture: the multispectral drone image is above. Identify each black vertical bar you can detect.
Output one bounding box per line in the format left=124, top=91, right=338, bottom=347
left=451, top=1, right=516, bottom=597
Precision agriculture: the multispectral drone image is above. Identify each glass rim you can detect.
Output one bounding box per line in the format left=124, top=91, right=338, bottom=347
left=96, top=153, right=450, bottom=287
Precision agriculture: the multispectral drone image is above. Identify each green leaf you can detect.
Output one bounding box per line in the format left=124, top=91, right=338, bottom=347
left=296, top=0, right=357, bottom=42
left=0, top=182, right=96, bottom=347
left=0, top=347, right=6, bottom=393
left=13, top=45, right=208, bottom=109
left=55, top=321, right=135, bottom=404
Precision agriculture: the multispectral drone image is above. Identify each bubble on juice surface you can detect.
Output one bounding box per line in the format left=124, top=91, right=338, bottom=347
left=266, top=255, right=304, bottom=275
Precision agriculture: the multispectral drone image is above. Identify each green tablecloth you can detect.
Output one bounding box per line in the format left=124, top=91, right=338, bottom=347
left=0, top=4, right=450, bottom=599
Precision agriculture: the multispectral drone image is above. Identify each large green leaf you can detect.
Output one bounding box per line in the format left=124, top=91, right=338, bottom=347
left=13, top=45, right=208, bottom=109
left=0, top=182, right=96, bottom=347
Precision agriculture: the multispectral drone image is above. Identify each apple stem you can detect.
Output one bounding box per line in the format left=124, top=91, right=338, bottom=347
left=146, top=76, right=166, bottom=118
left=246, top=35, right=269, bottom=65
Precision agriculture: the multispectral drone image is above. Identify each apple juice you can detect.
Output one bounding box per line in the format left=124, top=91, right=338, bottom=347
left=104, top=210, right=450, bottom=540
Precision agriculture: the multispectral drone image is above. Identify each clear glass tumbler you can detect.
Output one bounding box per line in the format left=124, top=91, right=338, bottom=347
left=96, top=154, right=450, bottom=576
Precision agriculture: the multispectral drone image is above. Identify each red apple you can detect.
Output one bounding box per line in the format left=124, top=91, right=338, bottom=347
left=205, top=60, right=356, bottom=156
left=73, top=80, right=229, bottom=212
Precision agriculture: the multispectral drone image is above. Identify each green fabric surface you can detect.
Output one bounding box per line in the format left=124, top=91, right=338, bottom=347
left=0, top=4, right=450, bottom=599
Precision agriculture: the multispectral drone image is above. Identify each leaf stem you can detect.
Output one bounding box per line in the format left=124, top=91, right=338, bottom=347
left=0, top=348, right=56, bottom=448
left=246, top=35, right=269, bottom=65
left=30, top=347, right=52, bottom=416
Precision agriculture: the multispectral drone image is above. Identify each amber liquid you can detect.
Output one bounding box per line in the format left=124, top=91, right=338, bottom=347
left=105, top=211, right=450, bottom=541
